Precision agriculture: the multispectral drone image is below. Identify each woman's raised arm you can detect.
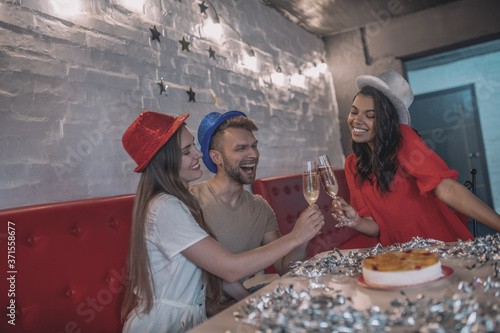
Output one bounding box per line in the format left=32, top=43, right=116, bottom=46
left=181, top=206, right=324, bottom=282
left=434, top=178, right=500, bottom=232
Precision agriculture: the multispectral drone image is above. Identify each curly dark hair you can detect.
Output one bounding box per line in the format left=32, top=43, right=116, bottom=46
left=350, top=85, right=401, bottom=194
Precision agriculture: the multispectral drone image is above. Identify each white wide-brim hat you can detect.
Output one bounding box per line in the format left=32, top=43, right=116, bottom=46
left=355, top=69, right=414, bottom=125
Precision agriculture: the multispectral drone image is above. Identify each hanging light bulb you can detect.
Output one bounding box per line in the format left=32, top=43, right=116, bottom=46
left=242, top=49, right=258, bottom=72
left=302, top=59, right=328, bottom=78
left=271, top=66, right=285, bottom=86
left=115, top=0, right=144, bottom=13
left=291, top=71, right=306, bottom=88
left=203, top=17, right=223, bottom=41
left=317, top=62, right=328, bottom=73
left=51, top=0, right=82, bottom=17
left=303, top=63, right=317, bottom=78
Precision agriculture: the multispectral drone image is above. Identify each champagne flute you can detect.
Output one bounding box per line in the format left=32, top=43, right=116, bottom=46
left=318, top=154, right=351, bottom=228
left=302, top=160, right=320, bottom=207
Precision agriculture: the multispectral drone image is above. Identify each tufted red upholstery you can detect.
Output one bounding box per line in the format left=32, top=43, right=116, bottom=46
left=0, top=194, right=134, bottom=333
left=253, top=170, right=379, bottom=272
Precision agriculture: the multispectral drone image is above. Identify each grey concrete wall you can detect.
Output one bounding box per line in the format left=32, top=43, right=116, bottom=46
left=325, top=0, right=500, bottom=156
left=0, top=0, right=343, bottom=209
left=407, top=48, right=500, bottom=211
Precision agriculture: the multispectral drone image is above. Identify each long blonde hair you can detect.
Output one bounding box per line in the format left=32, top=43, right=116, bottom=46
left=121, top=124, right=221, bottom=321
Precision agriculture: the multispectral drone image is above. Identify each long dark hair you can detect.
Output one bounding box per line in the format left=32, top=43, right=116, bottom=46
left=121, top=124, right=221, bottom=321
left=350, top=86, right=401, bottom=194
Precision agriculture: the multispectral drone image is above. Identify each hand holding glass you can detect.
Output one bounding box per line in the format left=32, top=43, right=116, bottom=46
left=302, top=160, right=319, bottom=207
left=318, top=154, right=351, bottom=228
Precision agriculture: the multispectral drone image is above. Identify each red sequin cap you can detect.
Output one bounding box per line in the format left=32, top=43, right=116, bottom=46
left=122, top=111, right=189, bottom=172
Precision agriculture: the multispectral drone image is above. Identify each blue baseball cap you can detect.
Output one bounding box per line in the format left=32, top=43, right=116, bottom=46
left=197, top=110, right=247, bottom=173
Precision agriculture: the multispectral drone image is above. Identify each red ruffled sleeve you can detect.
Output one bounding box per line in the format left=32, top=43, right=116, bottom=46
left=345, top=154, right=371, bottom=217
left=398, top=124, right=458, bottom=195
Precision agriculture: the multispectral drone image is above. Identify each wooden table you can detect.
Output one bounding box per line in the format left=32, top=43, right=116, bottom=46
left=188, top=248, right=496, bottom=332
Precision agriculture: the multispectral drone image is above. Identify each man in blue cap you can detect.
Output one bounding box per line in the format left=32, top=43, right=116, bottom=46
left=190, top=111, right=323, bottom=314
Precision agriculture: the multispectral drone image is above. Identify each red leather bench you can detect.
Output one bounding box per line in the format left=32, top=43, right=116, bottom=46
left=0, top=194, right=134, bottom=333
left=253, top=169, right=380, bottom=273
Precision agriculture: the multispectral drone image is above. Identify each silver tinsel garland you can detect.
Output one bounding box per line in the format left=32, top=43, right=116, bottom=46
left=234, top=234, right=500, bottom=332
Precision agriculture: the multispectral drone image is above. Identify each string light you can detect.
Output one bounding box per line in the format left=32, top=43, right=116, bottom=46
left=242, top=51, right=258, bottom=72
left=202, top=18, right=223, bottom=40
left=271, top=66, right=285, bottom=86
left=291, top=71, right=306, bottom=88
left=317, top=62, right=328, bottom=73
left=302, top=61, right=328, bottom=78
left=202, top=2, right=256, bottom=55
left=198, top=1, right=328, bottom=88
left=51, top=0, right=82, bottom=17
left=115, top=0, right=144, bottom=13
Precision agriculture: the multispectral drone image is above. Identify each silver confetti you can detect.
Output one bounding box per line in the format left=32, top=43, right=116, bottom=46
left=236, top=234, right=500, bottom=332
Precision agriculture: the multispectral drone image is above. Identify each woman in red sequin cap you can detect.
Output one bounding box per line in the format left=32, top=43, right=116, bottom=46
left=121, top=111, right=324, bottom=333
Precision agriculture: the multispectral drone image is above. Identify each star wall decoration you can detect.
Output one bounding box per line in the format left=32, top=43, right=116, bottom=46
left=207, top=46, right=216, bottom=59
left=179, top=37, right=190, bottom=52
left=199, top=1, right=209, bottom=14
left=149, top=26, right=161, bottom=43
left=186, top=87, right=196, bottom=102
left=158, top=78, right=168, bottom=95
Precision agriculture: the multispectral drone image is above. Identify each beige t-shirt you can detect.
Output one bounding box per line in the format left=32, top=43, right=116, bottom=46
left=190, top=181, right=279, bottom=254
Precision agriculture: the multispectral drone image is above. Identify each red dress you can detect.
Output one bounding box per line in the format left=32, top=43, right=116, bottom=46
left=345, top=124, right=473, bottom=246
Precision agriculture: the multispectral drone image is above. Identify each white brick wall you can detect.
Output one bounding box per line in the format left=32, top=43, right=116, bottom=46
left=0, top=0, right=343, bottom=209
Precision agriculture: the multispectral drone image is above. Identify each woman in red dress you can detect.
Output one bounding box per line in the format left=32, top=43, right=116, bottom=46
left=333, top=70, right=500, bottom=246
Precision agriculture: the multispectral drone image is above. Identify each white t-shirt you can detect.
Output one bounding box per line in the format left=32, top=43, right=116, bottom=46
left=123, top=194, right=209, bottom=333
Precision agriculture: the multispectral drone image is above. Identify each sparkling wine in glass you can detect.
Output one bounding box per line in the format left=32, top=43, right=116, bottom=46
left=318, top=154, right=351, bottom=228
left=302, top=160, right=319, bottom=207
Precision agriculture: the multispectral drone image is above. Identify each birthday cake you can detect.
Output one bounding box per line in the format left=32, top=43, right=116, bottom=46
left=362, top=250, right=443, bottom=288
